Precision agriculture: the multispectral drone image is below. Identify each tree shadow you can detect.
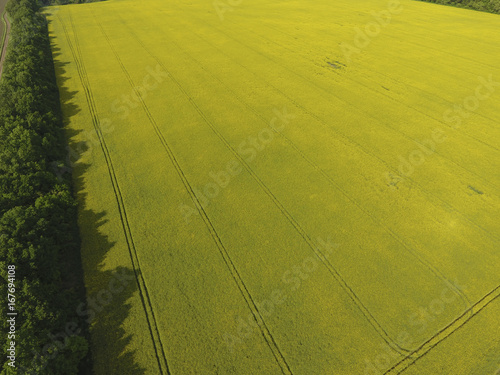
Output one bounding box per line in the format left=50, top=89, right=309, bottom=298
left=50, top=28, right=148, bottom=375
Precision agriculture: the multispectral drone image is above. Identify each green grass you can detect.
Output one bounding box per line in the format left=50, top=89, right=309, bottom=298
left=46, top=0, right=500, bottom=373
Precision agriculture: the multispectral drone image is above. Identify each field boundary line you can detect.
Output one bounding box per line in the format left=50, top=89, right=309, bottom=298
left=112, top=10, right=414, bottom=356
left=58, top=13, right=170, bottom=375
left=90, top=10, right=294, bottom=375
left=385, top=284, right=500, bottom=374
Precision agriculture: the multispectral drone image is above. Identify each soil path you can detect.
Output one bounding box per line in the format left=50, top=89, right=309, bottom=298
left=0, top=10, right=11, bottom=80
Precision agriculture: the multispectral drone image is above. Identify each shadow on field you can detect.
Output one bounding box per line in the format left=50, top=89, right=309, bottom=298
left=75, top=196, right=147, bottom=375
left=50, top=31, right=148, bottom=375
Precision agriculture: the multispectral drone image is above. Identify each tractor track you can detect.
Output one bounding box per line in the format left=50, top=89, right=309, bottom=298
left=155, top=11, right=475, bottom=317
left=253, top=19, right=500, bottom=153
left=386, top=283, right=500, bottom=374
left=55, top=3, right=500, bottom=373
left=188, top=9, right=500, bottom=197
left=89, top=10, right=293, bottom=375
left=59, top=13, right=170, bottom=375
left=111, top=8, right=415, bottom=356
left=168, top=5, right=500, bottom=246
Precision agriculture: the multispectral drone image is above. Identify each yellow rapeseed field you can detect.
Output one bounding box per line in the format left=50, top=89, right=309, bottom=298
left=46, top=0, right=500, bottom=373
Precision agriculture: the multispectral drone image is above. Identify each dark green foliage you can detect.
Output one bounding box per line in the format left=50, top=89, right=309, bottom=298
left=0, top=0, right=89, bottom=373
left=416, top=0, right=500, bottom=14
left=40, top=0, right=101, bottom=6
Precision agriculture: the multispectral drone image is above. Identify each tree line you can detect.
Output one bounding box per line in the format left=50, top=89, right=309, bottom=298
left=417, top=0, right=500, bottom=14
left=0, top=0, right=90, bottom=373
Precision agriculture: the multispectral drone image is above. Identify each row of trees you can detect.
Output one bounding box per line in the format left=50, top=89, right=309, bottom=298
left=417, top=0, right=500, bottom=14
left=40, top=0, right=99, bottom=6
left=0, top=0, right=90, bottom=373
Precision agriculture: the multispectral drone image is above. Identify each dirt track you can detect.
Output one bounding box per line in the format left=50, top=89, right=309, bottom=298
left=0, top=10, right=11, bottom=80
